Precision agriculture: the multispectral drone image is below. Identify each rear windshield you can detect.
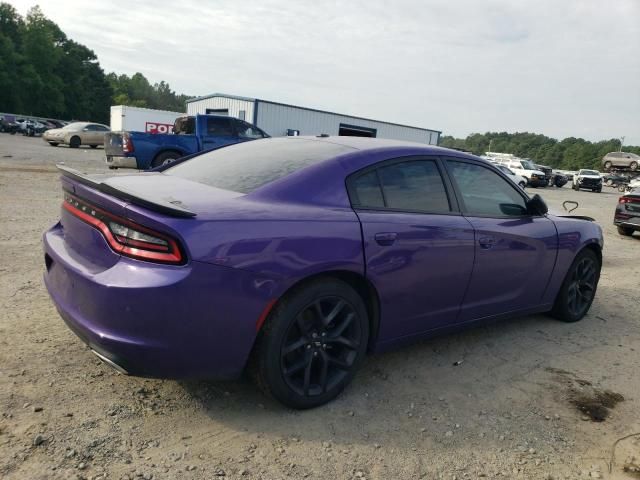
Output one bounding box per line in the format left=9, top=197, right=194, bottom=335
left=164, top=138, right=353, bottom=193
left=581, top=170, right=599, bottom=175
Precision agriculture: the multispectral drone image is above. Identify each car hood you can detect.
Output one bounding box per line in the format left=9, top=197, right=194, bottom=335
left=577, top=174, right=601, bottom=179
left=530, top=170, right=546, bottom=176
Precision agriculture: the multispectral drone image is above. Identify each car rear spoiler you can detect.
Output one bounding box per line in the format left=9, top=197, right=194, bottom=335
left=57, top=165, right=197, bottom=218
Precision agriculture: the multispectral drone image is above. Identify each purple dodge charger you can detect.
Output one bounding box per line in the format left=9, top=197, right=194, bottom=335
left=44, top=137, right=603, bottom=408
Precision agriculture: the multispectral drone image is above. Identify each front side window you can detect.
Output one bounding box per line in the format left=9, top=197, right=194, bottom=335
left=447, top=161, right=528, bottom=217
left=350, top=159, right=450, bottom=213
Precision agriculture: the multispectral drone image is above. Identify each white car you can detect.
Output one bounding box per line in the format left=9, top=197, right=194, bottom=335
left=494, top=164, right=527, bottom=189
left=572, top=169, right=603, bottom=192
left=495, top=158, right=547, bottom=187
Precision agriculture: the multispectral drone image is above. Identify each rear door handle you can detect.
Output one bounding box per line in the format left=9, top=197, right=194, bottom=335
left=479, top=236, right=496, bottom=249
left=375, top=232, right=397, bottom=246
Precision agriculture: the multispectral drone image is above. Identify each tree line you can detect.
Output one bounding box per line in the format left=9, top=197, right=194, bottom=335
left=1, top=3, right=636, bottom=163
left=0, top=4, right=190, bottom=124
left=440, top=132, right=639, bottom=171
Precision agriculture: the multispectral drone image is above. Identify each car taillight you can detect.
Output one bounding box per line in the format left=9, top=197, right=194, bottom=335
left=62, top=193, right=184, bottom=264
left=122, top=132, right=134, bottom=153
left=619, top=196, right=638, bottom=204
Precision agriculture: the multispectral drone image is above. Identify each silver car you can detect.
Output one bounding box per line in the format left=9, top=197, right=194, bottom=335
left=602, top=151, right=640, bottom=172
left=43, top=122, right=110, bottom=148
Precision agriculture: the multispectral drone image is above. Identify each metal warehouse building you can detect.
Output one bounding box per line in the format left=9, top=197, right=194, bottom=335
left=186, top=93, right=441, bottom=144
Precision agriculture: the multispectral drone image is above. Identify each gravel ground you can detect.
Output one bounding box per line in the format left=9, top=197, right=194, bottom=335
left=1, top=134, right=639, bottom=480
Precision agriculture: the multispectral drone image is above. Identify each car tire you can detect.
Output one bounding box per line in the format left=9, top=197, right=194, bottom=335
left=518, top=181, right=526, bottom=188
left=550, top=248, right=600, bottom=323
left=69, top=136, right=81, bottom=148
left=606, top=179, right=613, bottom=186
left=630, top=161, right=638, bottom=172
left=151, top=151, right=181, bottom=168
left=48, top=142, right=59, bottom=147
left=90, top=145, right=98, bottom=149
left=617, top=226, right=634, bottom=237
left=603, top=161, right=612, bottom=171
left=251, top=278, right=369, bottom=409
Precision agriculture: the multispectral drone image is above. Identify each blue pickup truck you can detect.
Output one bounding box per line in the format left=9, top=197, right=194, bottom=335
left=104, top=114, right=269, bottom=170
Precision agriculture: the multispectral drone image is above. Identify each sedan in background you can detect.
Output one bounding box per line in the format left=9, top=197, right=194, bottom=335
left=614, top=189, right=640, bottom=236
left=43, top=137, right=603, bottom=408
left=43, top=122, right=110, bottom=148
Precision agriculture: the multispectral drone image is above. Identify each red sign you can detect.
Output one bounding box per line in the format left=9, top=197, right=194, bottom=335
left=145, top=122, right=174, bottom=134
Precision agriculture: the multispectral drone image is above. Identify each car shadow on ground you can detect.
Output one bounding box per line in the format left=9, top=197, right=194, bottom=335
left=176, top=294, right=623, bottom=448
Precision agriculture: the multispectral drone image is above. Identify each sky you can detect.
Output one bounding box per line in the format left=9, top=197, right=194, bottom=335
left=9, top=0, right=640, bottom=144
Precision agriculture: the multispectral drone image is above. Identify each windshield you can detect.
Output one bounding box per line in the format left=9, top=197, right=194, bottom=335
left=164, top=138, right=353, bottom=193
left=520, top=160, right=536, bottom=170
left=580, top=170, right=599, bottom=176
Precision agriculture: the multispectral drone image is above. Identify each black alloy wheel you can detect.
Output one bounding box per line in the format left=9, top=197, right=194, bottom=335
left=551, top=249, right=600, bottom=322
left=251, top=279, right=369, bottom=409
left=280, top=296, right=362, bottom=398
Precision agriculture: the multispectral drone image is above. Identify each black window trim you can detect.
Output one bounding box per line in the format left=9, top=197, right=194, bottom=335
left=346, top=155, right=461, bottom=216
left=441, top=156, right=538, bottom=219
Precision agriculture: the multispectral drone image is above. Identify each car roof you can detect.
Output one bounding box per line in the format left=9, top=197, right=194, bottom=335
left=285, top=135, right=477, bottom=159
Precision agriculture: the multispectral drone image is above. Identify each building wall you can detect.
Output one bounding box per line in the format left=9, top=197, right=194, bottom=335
left=186, top=96, right=254, bottom=122
left=256, top=102, right=439, bottom=144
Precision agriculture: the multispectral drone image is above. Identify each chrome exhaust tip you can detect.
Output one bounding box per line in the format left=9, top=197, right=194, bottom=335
left=91, top=350, right=128, bottom=375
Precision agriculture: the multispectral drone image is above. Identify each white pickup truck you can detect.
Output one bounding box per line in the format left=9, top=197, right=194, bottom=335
left=572, top=169, right=603, bottom=192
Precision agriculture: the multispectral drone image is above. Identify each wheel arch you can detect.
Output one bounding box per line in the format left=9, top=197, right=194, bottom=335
left=262, top=269, right=381, bottom=352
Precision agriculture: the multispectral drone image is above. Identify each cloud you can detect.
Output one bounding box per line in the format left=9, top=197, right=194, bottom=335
left=10, top=0, right=640, bottom=144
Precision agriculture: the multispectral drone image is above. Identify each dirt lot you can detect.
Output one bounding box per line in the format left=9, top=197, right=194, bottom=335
left=1, top=134, right=639, bottom=480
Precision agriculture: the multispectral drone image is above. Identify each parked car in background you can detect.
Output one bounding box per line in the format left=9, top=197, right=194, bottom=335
left=43, top=122, right=110, bottom=148
left=43, top=137, right=603, bottom=408
left=0, top=115, right=20, bottom=134
left=22, top=119, right=47, bottom=136
left=602, top=152, right=640, bottom=172
left=551, top=171, right=569, bottom=187
left=534, top=164, right=553, bottom=185
left=493, top=164, right=527, bottom=188
left=104, top=114, right=270, bottom=170
left=603, top=172, right=630, bottom=187
left=573, top=169, right=603, bottom=192
left=614, top=189, right=640, bottom=236
left=496, top=158, right=547, bottom=187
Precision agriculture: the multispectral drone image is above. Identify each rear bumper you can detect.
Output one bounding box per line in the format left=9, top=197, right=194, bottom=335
left=43, top=224, right=278, bottom=379
left=105, top=155, right=138, bottom=169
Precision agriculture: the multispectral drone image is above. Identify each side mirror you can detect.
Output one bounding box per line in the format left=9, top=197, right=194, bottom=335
left=82, top=128, right=89, bottom=132
left=526, top=194, right=548, bottom=215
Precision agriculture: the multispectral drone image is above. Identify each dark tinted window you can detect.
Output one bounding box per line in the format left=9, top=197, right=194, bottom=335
left=93, top=125, right=109, bottom=131
left=165, top=138, right=353, bottom=193
left=351, top=171, right=384, bottom=208
left=447, top=161, right=527, bottom=217
left=378, top=160, right=450, bottom=212
left=207, top=117, right=233, bottom=135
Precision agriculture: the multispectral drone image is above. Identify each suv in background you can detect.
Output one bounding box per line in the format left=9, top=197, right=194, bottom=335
left=602, top=152, right=639, bottom=172
left=534, top=163, right=553, bottom=185
left=573, top=169, right=602, bottom=192
left=496, top=158, right=547, bottom=187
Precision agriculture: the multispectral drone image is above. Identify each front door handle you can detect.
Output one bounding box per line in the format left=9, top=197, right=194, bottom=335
left=478, top=236, right=496, bottom=249
left=375, top=232, right=397, bottom=246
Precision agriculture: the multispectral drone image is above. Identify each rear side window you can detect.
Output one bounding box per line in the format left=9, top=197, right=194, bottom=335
left=164, top=138, right=353, bottom=193
left=207, top=117, right=233, bottom=135
left=350, top=159, right=450, bottom=213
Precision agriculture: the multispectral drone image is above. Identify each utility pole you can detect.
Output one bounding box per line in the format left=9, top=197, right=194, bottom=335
left=488, top=139, right=493, bottom=153
left=619, top=136, right=625, bottom=152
